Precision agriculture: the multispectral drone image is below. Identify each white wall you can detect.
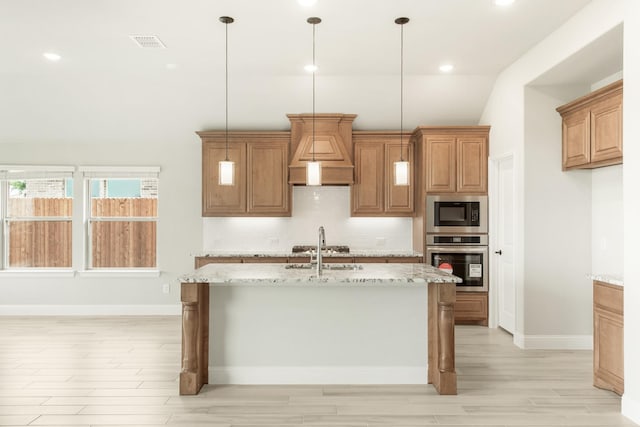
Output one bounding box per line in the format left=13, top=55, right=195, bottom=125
left=480, top=0, right=624, bottom=345
left=622, top=0, right=640, bottom=423
left=591, top=165, right=624, bottom=276
left=209, top=285, right=427, bottom=384
left=0, top=140, right=202, bottom=313
left=523, top=87, right=592, bottom=338
left=203, top=186, right=413, bottom=253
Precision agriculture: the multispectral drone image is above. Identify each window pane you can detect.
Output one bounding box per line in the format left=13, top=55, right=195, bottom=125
left=91, top=221, right=156, bottom=268
left=90, top=179, right=157, bottom=217
left=6, top=178, right=73, bottom=268
left=8, top=179, right=73, bottom=217
left=88, top=177, right=158, bottom=268
left=8, top=220, right=72, bottom=268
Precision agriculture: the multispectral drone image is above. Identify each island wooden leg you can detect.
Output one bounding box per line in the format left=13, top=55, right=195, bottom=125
left=427, top=282, right=457, bottom=395
left=180, top=282, right=209, bottom=395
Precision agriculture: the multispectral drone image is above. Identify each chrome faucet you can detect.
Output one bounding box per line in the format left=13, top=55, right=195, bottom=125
left=316, top=226, right=326, bottom=275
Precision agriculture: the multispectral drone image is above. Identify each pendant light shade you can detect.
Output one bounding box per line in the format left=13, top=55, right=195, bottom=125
left=218, top=160, right=235, bottom=185
left=219, top=16, right=235, bottom=186
left=394, top=160, right=409, bottom=186
left=394, top=17, right=410, bottom=187
left=306, top=17, right=322, bottom=186
left=306, top=160, right=322, bottom=186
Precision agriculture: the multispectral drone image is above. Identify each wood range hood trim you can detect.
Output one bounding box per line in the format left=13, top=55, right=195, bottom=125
left=288, top=113, right=357, bottom=185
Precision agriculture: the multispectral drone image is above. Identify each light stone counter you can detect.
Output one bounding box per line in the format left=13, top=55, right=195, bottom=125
left=194, top=250, right=424, bottom=258
left=590, top=274, right=624, bottom=287
left=180, top=262, right=461, bottom=286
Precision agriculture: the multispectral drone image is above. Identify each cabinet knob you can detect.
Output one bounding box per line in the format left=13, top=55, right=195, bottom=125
left=494, top=250, right=503, bottom=255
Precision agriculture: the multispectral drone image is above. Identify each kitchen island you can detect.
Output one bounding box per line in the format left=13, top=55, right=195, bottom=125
left=179, top=263, right=461, bottom=396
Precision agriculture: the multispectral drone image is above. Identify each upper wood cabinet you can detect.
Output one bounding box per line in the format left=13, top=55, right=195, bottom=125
left=557, top=80, right=623, bottom=170
left=414, top=127, right=489, bottom=194
left=351, top=132, right=414, bottom=216
left=198, top=131, right=291, bottom=217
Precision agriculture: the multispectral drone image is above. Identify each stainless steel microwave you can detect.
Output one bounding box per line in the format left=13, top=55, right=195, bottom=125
left=426, top=195, right=488, bottom=234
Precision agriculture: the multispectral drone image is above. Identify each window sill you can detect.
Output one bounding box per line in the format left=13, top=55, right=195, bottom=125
left=77, top=269, right=161, bottom=278
left=0, top=270, right=75, bottom=278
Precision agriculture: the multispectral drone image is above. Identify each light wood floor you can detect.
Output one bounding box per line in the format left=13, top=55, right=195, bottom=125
left=0, top=316, right=635, bottom=427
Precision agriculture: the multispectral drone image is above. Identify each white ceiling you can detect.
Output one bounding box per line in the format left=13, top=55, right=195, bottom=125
left=0, top=0, right=606, bottom=146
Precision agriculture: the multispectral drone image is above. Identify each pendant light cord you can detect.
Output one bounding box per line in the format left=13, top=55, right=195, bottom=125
left=312, top=20, right=316, bottom=163
left=399, top=21, right=404, bottom=162
left=224, top=20, right=229, bottom=162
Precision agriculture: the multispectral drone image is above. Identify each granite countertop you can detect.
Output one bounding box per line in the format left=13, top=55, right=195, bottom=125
left=590, top=274, right=624, bottom=287
left=180, top=263, right=460, bottom=286
left=195, top=250, right=424, bottom=258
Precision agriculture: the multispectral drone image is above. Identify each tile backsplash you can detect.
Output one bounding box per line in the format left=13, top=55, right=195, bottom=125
left=203, top=186, right=412, bottom=252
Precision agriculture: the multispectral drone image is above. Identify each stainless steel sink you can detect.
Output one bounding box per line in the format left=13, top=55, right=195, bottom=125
left=285, top=263, right=363, bottom=271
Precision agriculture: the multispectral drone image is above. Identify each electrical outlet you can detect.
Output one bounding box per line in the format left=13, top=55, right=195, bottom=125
left=162, top=283, right=170, bottom=294
left=375, top=237, right=386, bottom=247
left=269, top=237, right=279, bottom=246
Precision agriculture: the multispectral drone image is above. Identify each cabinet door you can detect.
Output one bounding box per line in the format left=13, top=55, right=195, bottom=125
left=562, top=108, right=590, bottom=169
left=591, top=93, right=623, bottom=164
left=385, top=141, right=414, bottom=214
left=246, top=141, right=290, bottom=216
left=202, top=142, right=246, bottom=216
left=425, top=136, right=456, bottom=193
left=454, top=291, right=488, bottom=326
left=593, top=281, right=624, bottom=395
left=594, top=308, right=624, bottom=394
left=457, top=137, right=487, bottom=193
left=352, top=142, right=384, bottom=215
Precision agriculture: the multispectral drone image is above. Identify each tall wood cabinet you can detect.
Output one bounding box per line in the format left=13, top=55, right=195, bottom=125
left=198, top=131, right=291, bottom=217
left=414, top=127, right=489, bottom=195
left=557, top=80, right=623, bottom=170
left=351, top=132, right=414, bottom=216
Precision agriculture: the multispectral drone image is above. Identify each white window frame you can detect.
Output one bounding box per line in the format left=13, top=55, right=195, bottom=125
left=80, top=166, right=160, bottom=273
left=0, top=165, right=75, bottom=271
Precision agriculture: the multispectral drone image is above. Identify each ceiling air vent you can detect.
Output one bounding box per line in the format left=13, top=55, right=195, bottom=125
left=129, top=35, right=166, bottom=48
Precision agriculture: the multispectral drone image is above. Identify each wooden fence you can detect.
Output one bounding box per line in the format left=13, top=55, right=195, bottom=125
left=7, top=198, right=156, bottom=268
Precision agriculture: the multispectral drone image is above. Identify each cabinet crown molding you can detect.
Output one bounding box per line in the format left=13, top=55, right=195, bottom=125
left=556, top=79, right=623, bottom=115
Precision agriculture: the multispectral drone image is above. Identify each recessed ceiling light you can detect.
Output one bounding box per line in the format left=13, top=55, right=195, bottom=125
left=298, top=0, right=317, bottom=6
left=494, top=0, right=515, bottom=6
left=439, top=64, right=454, bottom=73
left=304, top=64, right=318, bottom=73
left=43, top=52, right=61, bottom=62
left=166, top=63, right=177, bottom=70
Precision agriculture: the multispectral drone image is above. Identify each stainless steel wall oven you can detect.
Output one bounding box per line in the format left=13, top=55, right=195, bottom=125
left=426, top=234, right=488, bottom=292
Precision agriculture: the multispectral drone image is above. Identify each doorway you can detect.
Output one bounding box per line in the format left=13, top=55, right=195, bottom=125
left=490, top=154, right=515, bottom=334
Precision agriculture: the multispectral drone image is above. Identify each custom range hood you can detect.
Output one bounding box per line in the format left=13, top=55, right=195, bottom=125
left=288, top=113, right=356, bottom=185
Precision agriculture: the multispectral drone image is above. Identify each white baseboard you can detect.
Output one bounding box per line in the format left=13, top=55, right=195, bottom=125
left=209, top=366, right=427, bottom=385
left=514, top=332, right=525, bottom=349
left=0, top=304, right=181, bottom=316
left=622, top=395, right=640, bottom=425
left=517, top=334, right=592, bottom=350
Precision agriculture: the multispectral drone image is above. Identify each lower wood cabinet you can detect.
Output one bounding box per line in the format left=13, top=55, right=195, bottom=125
left=593, top=280, right=624, bottom=395
left=195, top=256, right=288, bottom=268
left=454, top=291, right=488, bottom=326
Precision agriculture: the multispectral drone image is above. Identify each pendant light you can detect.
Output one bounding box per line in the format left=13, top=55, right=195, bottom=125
left=306, top=17, right=322, bottom=186
left=394, top=17, right=410, bottom=186
left=218, top=16, right=235, bottom=186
